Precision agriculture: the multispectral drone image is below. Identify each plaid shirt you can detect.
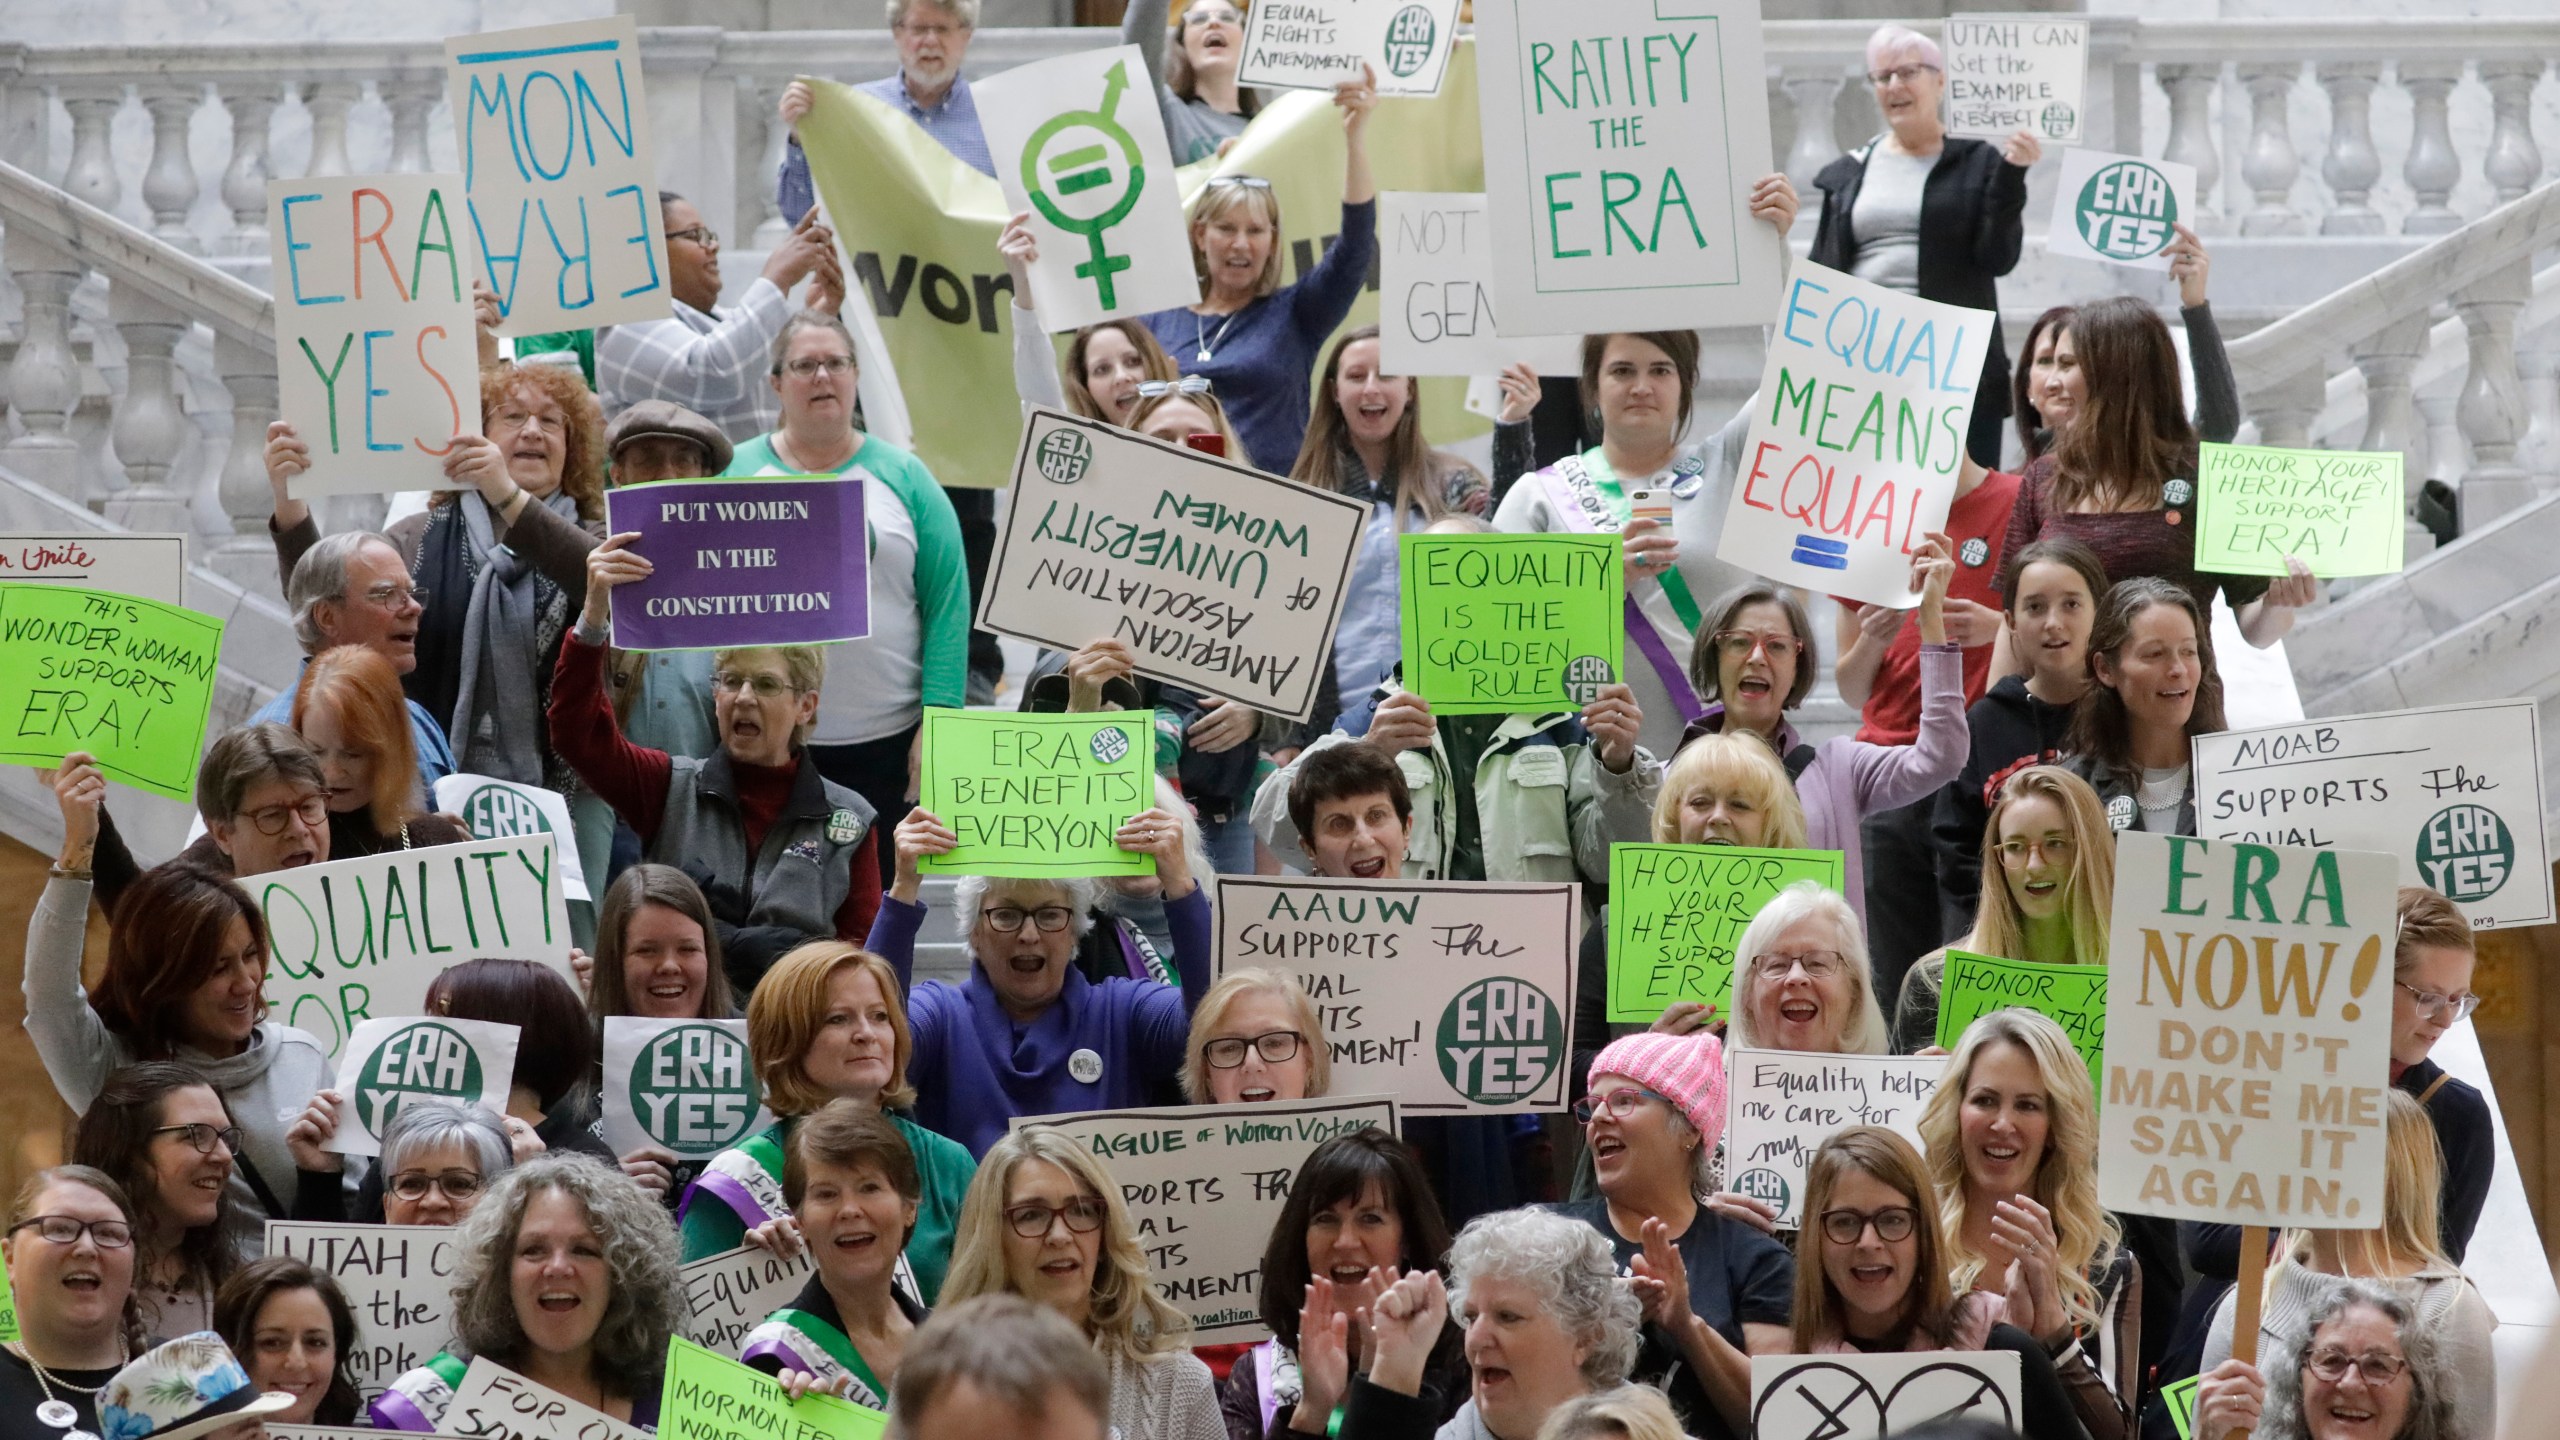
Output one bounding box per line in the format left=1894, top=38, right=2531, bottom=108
left=595, top=277, right=791, bottom=443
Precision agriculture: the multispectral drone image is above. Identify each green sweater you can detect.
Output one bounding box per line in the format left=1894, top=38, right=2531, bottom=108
left=679, top=1112, right=977, bottom=1304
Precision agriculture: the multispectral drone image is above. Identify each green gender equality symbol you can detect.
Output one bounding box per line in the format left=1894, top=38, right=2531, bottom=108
left=1023, top=59, right=1148, bottom=310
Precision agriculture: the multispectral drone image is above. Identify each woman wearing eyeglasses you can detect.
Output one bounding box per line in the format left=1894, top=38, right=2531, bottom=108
left=2194, top=1281, right=2458, bottom=1440
left=941, top=1127, right=1223, bottom=1440
left=1129, top=382, right=1250, bottom=458
left=2382, top=888, right=2491, bottom=1263
left=1182, top=970, right=1328, bottom=1107
left=282, top=1097, right=521, bottom=1226
left=1728, top=883, right=1893, bottom=1060
left=74, top=726, right=333, bottom=917
left=0, top=1166, right=144, bottom=1438
left=69, top=1064, right=248, bottom=1343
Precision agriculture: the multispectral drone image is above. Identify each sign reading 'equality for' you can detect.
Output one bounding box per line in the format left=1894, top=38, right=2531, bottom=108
left=0, top=583, right=223, bottom=803
left=0, top=534, right=186, bottom=605
left=2098, top=833, right=2398, bottom=1227
left=1722, top=1049, right=1944, bottom=1228
left=604, top=477, right=871, bottom=650
left=1942, top=14, right=2088, bottom=144
left=1722, top=263, right=1993, bottom=606
left=2192, top=443, right=2407, bottom=580
left=981, top=409, right=1367, bottom=723
left=918, top=709, right=1156, bottom=877
left=1605, top=844, right=1845, bottom=1021
left=1378, top=193, right=1581, bottom=378
left=1239, top=0, right=1464, bottom=96
left=1398, top=532, right=1623, bottom=714
left=446, top=17, right=668, bottom=335
left=1473, top=0, right=1784, bottom=334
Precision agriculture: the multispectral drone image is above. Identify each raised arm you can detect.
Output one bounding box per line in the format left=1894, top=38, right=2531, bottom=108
left=549, top=539, right=678, bottom=840
left=25, top=755, right=119, bottom=1113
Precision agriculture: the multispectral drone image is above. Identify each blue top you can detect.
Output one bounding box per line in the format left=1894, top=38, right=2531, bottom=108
left=780, top=71, right=993, bottom=223
left=870, top=886, right=1214, bottom=1157
left=1140, top=200, right=1377, bottom=474
left=250, top=658, right=457, bottom=797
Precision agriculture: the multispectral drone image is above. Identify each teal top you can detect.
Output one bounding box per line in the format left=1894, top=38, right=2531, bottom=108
left=678, top=1112, right=978, bottom=1305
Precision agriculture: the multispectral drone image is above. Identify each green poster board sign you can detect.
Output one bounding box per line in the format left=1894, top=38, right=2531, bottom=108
left=917, top=708, right=1155, bottom=877
left=2191, top=441, right=2406, bottom=579
left=2159, top=1373, right=2199, bottom=1440
left=1934, top=949, right=2107, bottom=1097
left=0, top=582, right=224, bottom=802
left=0, top=1267, right=17, bottom=1344
left=661, top=1335, right=888, bottom=1439
left=1397, top=533, right=1623, bottom=714
left=1605, top=845, right=1845, bottom=1021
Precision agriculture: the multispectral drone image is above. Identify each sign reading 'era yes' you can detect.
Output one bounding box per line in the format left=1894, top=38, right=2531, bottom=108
left=2047, top=147, right=2197, bottom=272
left=600, top=1017, right=772, bottom=1159
left=982, top=408, right=1367, bottom=722
left=0, top=583, right=223, bottom=803
left=1605, top=845, right=1845, bottom=1021
left=1398, top=532, right=1623, bottom=714
left=329, top=1015, right=520, bottom=1158
left=1239, top=0, right=1464, bottom=96
left=1722, top=1050, right=1944, bottom=1228
left=2098, top=833, right=2398, bottom=1227
left=2191, top=699, right=2554, bottom=928
left=1378, top=193, right=1580, bottom=378
left=917, top=709, right=1156, bottom=878
left=266, top=1222, right=461, bottom=1401
left=1019, top=1096, right=1400, bottom=1343
left=1216, top=877, right=1580, bottom=1115
left=0, top=534, right=186, bottom=605
left=1942, top=14, right=2088, bottom=144
left=604, top=477, right=871, bottom=650
left=2192, top=442, right=2407, bottom=580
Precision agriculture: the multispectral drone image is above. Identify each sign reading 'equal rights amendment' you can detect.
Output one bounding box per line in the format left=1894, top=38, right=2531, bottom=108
left=1721, top=1049, right=1944, bottom=1228
left=1398, top=532, right=1624, bottom=714
left=1239, top=0, right=1465, bottom=96
left=916, top=709, right=1157, bottom=878
left=603, top=477, right=870, bottom=650
left=0, top=583, right=223, bottom=804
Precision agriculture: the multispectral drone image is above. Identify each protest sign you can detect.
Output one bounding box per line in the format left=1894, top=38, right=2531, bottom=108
left=0, top=1269, right=15, bottom=1344
left=268, top=174, right=478, bottom=495
left=1722, top=1049, right=1944, bottom=1227
left=1397, top=532, right=1622, bottom=713
left=2098, top=832, right=2398, bottom=1227
left=432, top=773, right=590, bottom=902
left=1216, top=877, right=1579, bottom=1114
left=679, top=1244, right=815, bottom=1360
left=2160, top=1374, right=2201, bottom=1440
left=2192, top=442, right=2407, bottom=579
left=273, top=1428, right=460, bottom=1440
left=976, top=46, right=1199, bottom=333
left=252, top=833, right=575, bottom=1065
left=445, top=17, right=667, bottom=334
left=1472, top=0, right=1783, bottom=334
left=603, top=477, right=871, bottom=650
left=329, top=1015, right=520, bottom=1157
left=600, top=1018, right=771, bottom=1160
left=662, top=1336, right=889, bottom=1440
left=266, top=1222, right=461, bottom=1400
left=1240, top=0, right=1464, bottom=96
left=1017, top=1096, right=1400, bottom=1342
left=1751, top=1351, right=2022, bottom=1440
left=0, top=583, right=222, bottom=803
left=2047, top=147, right=2197, bottom=273
left=1934, top=950, right=2106, bottom=1095
left=1719, top=263, right=1993, bottom=606
left=916, top=709, right=1155, bottom=877
left=1377, top=193, right=1580, bottom=378
left=1943, top=14, right=2087, bottom=144
left=1604, top=845, right=1844, bottom=1021
left=2191, top=700, right=2553, bottom=928
left=448, top=1356, right=648, bottom=1440
left=0, top=533, right=186, bottom=605
left=980, top=408, right=1367, bottom=722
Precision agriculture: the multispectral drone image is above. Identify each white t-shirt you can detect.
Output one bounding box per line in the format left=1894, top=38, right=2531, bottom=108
left=731, top=449, right=924, bottom=746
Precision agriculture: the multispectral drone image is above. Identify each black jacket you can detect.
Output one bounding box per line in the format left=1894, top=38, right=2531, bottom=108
left=2061, top=752, right=2197, bottom=839
left=1932, top=674, right=2078, bottom=936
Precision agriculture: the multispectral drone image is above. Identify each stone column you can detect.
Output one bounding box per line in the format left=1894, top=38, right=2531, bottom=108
left=4, top=229, right=85, bottom=499
left=2238, top=62, right=2303, bottom=235
left=2399, top=62, right=2464, bottom=235
left=2316, top=63, right=2383, bottom=236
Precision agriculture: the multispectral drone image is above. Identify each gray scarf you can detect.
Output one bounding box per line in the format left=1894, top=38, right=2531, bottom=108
left=449, top=489, right=579, bottom=784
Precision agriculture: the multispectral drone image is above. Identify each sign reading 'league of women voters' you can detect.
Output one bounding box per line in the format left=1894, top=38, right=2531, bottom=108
left=0, top=583, right=223, bottom=803
left=917, top=709, right=1157, bottom=878
left=604, top=477, right=871, bottom=650
left=1719, top=263, right=1993, bottom=607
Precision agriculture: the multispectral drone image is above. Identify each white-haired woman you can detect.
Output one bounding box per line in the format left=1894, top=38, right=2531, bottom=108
left=2195, top=1279, right=2460, bottom=1440
left=1182, top=967, right=1329, bottom=1106
left=286, top=1096, right=521, bottom=1226
left=1728, top=882, right=1892, bottom=1057
left=1339, top=1208, right=1643, bottom=1440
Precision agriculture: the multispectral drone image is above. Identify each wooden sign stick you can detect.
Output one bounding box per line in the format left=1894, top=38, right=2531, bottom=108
left=2226, top=1222, right=2272, bottom=1440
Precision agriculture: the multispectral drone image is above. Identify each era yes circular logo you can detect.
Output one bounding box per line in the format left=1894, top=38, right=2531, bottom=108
left=1435, top=977, right=1562, bottom=1105
left=1035, top=428, right=1093, bottom=484
left=355, top=1021, right=483, bottom=1137
left=2074, top=159, right=2179, bottom=262
left=629, top=1023, right=761, bottom=1153
left=1730, top=1166, right=1791, bottom=1215
left=1089, top=725, right=1132, bottom=764
left=1383, top=5, right=1437, bottom=78
left=1561, top=655, right=1614, bottom=707
left=2415, top=803, right=2513, bottom=902
left=456, top=783, right=552, bottom=841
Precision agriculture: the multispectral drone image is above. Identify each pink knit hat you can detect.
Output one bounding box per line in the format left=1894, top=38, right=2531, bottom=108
left=1589, top=1031, right=1730, bottom=1151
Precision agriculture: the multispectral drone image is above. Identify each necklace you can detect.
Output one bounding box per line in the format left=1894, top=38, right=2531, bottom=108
left=11, top=1338, right=119, bottom=1438
left=2136, top=765, right=2189, bottom=807
left=1193, top=307, right=1242, bottom=364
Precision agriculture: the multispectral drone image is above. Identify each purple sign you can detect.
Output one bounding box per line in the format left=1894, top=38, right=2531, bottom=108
left=604, top=476, right=869, bottom=651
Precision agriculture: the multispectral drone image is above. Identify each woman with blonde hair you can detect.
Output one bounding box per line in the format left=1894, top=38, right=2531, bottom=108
left=1182, top=968, right=1329, bottom=1105
left=1534, top=1385, right=1689, bottom=1440
left=1916, top=1011, right=2134, bottom=1440
left=1728, top=882, right=1891, bottom=1057
left=941, top=1127, right=1222, bottom=1440
left=292, top=645, right=468, bottom=858
left=1129, top=384, right=1250, bottom=459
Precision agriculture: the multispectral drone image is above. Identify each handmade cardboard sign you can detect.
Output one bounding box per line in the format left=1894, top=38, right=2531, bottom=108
left=600, top=1018, right=772, bottom=1160
left=2046, top=147, right=2197, bottom=272
left=1215, top=877, right=1580, bottom=1115
left=679, top=1244, right=816, bottom=1360
left=603, top=477, right=871, bottom=650
left=445, top=16, right=668, bottom=334
left=2097, top=832, right=2398, bottom=1227
left=0, top=534, right=186, bottom=604
left=329, top=1015, right=519, bottom=1157
left=271, top=1427, right=462, bottom=1440
left=1473, top=0, right=1784, bottom=334
left=916, top=709, right=1156, bottom=877
left=0, top=1269, right=16, bottom=1345
left=976, top=46, right=1198, bottom=332
left=1604, top=845, right=1844, bottom=1021
left=1943, top=14, right=2088, bottom=144
left=1722, top=1049, right=1945, bottom=1228
left=1751, top=1351, right=2023, bottom=1440
left=1377, top=192, right=1580, bottom=378
left=2159, top=1374, right=2201, bottom=1440
left=1240, top=0, right=1465, bottom=96
left=447, top=1355, right=648, bottom=1440
left=2192, top=442, right=2407, bottom=579
left=661, top=1336, right=890, bottom=1440
left=251, top=833, right=575, bottom=1065
left=2191, top=700, right=2553, bottom=928
left=1397, top=532, right=1622, bottom=713
left=1934, top=950, right=2106, bottom=1096
left=268, top=174, right=478, bottom=495
left=1720, top=263, right=1993, bottom=606
left=431, top=773, right=590, bottom=902
left=981, top=408, right=1367, bottom=722
left=0, top=583, right=223, bottom=803
left=266, top=1222, right=461, bottom=1401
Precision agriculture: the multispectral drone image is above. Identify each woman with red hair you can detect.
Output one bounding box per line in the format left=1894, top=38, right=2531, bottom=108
left=292, top=645, right=469, bottom=859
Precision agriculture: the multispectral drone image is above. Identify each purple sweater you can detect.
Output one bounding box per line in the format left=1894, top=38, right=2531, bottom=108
left=1677, top=643, right=1968, bottom=926
left=870, top=887, right=1215, bottom=1157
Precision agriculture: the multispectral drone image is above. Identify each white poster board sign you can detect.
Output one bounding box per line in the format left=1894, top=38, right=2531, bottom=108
left=1718, top=262, right=1993, bottom=606
left=250, top=833, right=576, bottom=1065
left=980, top=408, right=1367, bottom=722
left=329, top=1015, right=520, bottom=1157
left=1721, top=1049, right=1945, bottom=1228
left=1943, top=14, right=2088, bottom=145
left=446, top=1356, right=648, bottom=1440
left=445, top=17, right=669, bottom=334
left=2098, top=832, right=2398, bottom=1227
left=1017, top=1095, right=1400, bottom=1343
left=1239, top=0, right=1464, bottom=97
left=680, top=1243, right=816, bottom=1359
left=2046, top=147, right=2198, bottom=273
left=976, top=46, right=1200, bottom=332
left=1214, top=877, right=1580, bottom=1115
left=2192, top=700, right=2553, bottom=929
left=265, top=1222, right=461, bottom=1402
left=1751, top=1350, right=2024, bottom=1440
left=599, top=1017, right=773, bottom=1160
left=269, top=174, right=480, bottom=496
left=1473, top=0, right=1783, bottom=335
left=1377, top=193, right=1579, bottom=378
left=0, top=534, right=186, bottom=605
left=432, top=773, right=591, bottom=901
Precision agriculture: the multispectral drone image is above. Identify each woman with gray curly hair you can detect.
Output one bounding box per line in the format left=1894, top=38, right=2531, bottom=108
left=1336, top=1208, right=1642, bottom=1440
left=367, top=1154, right=682, bottom=1432
left=2194, top=1279, right=2457, bottom=1440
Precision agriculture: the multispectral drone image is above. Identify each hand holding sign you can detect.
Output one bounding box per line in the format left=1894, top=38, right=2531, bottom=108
left=44, top=750, right=104, bottom=864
